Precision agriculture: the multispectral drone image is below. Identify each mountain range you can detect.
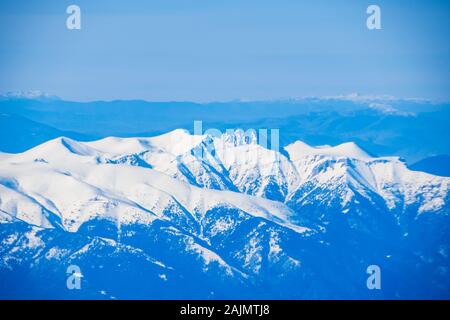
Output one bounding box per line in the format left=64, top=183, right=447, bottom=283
left=1, top=129, right=448, bottom=299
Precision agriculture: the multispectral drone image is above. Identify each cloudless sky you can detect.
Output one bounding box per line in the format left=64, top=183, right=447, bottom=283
left=0, top=0, right=449, bottom=101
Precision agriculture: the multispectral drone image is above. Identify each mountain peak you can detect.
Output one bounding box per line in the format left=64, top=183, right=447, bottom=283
left=85, top=130, right=205, bottom=157
left=18, top=136, right=98, bottom=162
left=285, top=140, right=371, bottom=161
left=159, top=128, right=191, bottom=138
left=1, top=90, right=59, bottom=101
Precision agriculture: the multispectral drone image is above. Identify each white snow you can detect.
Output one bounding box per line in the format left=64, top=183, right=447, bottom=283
left=285, top=140, right=372, bottom=160
left=0, top=133, right=304, bottom=234
left=0, top=129, right=448, bottom=236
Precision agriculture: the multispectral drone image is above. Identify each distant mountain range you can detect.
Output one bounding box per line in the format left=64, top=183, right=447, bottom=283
left=1, top=129, right=448, bottom=299
left=1, top=94, right=449, bottom=166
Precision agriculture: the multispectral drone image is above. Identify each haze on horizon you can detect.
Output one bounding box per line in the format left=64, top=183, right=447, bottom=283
left=0, top=0, right=449, bottom=102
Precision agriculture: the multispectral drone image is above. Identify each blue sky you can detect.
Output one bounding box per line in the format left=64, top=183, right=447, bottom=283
left=0, top=0, right=449, bottom=101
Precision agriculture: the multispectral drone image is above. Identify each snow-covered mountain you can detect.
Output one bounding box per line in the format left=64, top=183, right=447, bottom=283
left=0, top=130, right=449, bottom=299
left=0, top=90, right=59, bottom=101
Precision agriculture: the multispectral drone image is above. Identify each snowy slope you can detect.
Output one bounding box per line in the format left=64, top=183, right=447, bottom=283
left=285, top=140, right=372, bottom=160
left=0, top=129, right=449, bottom=299
left=0, top=144, right=302, bottom=234
left=7, top=129, right=446, bottom=220
left=21, top=129, right=445, bottom=220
